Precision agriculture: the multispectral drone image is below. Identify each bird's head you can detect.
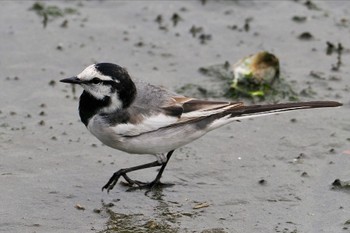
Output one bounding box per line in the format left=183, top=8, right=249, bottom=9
left=60, top=63, right=136, bottom=109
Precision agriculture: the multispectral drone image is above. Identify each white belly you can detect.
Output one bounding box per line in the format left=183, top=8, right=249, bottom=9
left=87, top=116, right=207, bottom=155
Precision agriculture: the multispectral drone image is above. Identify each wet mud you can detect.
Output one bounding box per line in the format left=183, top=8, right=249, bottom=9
left=0, top=1, right=349, bottom=232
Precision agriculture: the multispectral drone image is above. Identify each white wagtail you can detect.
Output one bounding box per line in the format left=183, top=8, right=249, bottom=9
left=60, top=63, right=342, bottom=192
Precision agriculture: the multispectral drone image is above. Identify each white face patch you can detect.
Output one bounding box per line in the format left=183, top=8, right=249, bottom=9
left=77, top=64, right=123, bottom=111
left=76, top=64, right=117, bottom=100
left=81, top=82, right=112, bottom=100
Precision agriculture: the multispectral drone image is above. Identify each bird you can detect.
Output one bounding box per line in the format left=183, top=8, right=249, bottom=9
left=60, top=63, right=342, bottom=193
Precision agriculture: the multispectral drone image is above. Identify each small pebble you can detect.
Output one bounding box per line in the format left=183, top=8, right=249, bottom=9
left=75, top=204, right=85, bottom=210
left=93, top=208, right=101, bottom=214
left=296, top=153, right=306, bottom=159
left=258, top=179, right=266, bottom=185
left=105, top=202, right=114, bottom=208
left=56, top=43, right=64, bottom=51
left=298, top=32, right=313, bottom=40
left=135, top=41, right=144, bottom=47
left=292, top=16, right=307, bottom=23
left=155, top=15, right=162, bottom=24
left=301, top=171, right=309, bottom=177
left=49, top=80, right=56, bottom=86
left=171, top=13, right=182, bottom=26
left=61, top=19, right=68, bottom=28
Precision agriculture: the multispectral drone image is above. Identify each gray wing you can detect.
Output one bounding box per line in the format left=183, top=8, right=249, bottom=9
left=133, top=80, right=181, bottom=107
left=127, top=79, right=241, bottom=125
left=128, top=80, right=185, bottom=121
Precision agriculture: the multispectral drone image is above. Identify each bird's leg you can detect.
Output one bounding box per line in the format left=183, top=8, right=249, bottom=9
left=129, top=150, right=175, bottom=191
left=102, top=160, right=162, bottom=193
left=149, top=150, right=174, bottom=187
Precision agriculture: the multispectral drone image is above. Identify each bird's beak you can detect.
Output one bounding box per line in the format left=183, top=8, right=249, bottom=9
left=60, top=76, right=82, bottom=84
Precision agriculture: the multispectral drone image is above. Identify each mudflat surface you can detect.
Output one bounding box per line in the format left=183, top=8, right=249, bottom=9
left=0, top=1, right=349, bottom=232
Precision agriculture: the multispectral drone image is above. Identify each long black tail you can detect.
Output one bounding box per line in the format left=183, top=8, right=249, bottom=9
left=229, top=101, right=342, bottom=118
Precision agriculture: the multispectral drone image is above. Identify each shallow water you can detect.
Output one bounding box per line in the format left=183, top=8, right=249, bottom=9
left=0, top=1, right=349, bottom=232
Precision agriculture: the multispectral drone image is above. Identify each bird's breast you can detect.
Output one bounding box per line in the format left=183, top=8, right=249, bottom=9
left=86, top=114, right=209, bottom=155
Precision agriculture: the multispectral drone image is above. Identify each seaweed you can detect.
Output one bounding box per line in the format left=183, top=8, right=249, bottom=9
left=29, top=2, right=78, bottom=28
left=193, top=52, right=300, bottom=102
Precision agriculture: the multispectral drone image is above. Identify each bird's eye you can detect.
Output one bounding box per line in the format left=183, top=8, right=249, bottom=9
left=91, top=78, right=101, bottom=84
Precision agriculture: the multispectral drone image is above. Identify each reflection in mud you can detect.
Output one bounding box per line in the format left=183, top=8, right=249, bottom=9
left=99, top=189, right=181, bottom=233
left=97, top=188, right=222, bottom=232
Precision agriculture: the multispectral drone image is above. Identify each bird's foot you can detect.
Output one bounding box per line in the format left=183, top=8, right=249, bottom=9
left=126, top=179, right=174, bottom=192
left=102, top=169, right=133, bottom=193
left=102, top=169, right=153, bottom=192
left=120, top=177, right=147, bottom=187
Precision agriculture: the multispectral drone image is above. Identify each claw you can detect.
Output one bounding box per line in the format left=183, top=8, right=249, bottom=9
left=101, top=170, right=125, bottom=192
left=100, top=152, right=174, bottom=192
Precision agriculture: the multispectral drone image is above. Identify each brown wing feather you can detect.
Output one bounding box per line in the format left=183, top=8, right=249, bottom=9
left=172, top=97, right=244, bottom=112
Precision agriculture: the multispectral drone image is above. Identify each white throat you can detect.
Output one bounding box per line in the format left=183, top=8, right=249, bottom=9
left=101, top=93, right=123, bottom=113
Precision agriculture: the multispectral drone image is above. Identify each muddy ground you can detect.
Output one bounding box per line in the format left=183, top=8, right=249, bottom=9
left=0, top=1, right=349, bottom=232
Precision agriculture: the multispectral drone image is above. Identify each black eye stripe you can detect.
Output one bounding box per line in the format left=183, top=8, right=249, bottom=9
left=88, top=78, right=117, bottom=86
left=90, top=77, right=101, bottom=84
